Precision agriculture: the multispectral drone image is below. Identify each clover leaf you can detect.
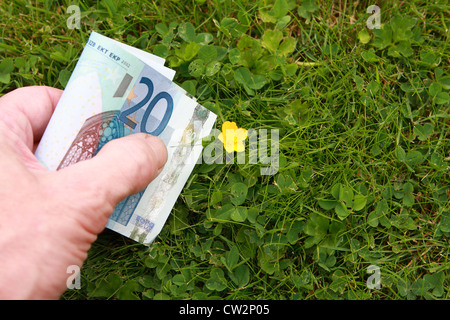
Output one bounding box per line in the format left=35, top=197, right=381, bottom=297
left=413, top=123, right=434, bottom=141
left=297, top=0, right=318, bottom=20
left=0, top=58, right=14, bottom=84
left=206, top=268, right=228, bottom=291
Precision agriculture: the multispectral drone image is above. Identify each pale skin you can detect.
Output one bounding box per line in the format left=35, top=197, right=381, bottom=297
left=0, top=86, right=168, bottom=299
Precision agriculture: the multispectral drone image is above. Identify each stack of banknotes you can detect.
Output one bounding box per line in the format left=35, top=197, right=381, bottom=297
left=35, top=32, right=217, bottom=245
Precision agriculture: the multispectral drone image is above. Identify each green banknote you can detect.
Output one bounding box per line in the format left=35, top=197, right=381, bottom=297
left=35, top=31, right=217, bottom=244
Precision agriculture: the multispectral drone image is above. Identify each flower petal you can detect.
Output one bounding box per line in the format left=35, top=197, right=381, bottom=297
left=235, top=128, right=248, bottom=140
left=222, top=121, right=238, bottom=131
left=235, top=140, right=246, bottom=152
left=224, top=140, right=236, bottom=153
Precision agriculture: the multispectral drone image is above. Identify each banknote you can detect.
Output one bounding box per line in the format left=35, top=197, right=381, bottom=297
left=35, top=31, right=217, bottom=244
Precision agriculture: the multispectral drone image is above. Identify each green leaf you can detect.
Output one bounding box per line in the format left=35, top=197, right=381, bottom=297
left=405, top=150, right=424, bottom=167
left=88, top=273, right=122, bottom=298
left=388, top=41, right=413, bottom=58
left=437, top=211, right=450, bottom=233
left=169, top=207, right=189, bottom=235
left=153, top=44, right=169, bottom=58
left=14, top=57, right=26, bottom=70
left=278, top=37, right=296, bottom=56
left=425, top=272, right=445, bottom=297
left=276, top=173, right=297, bottom=194
left=304, top=213, right=329, bottom=247
left=198, top=45, right=217, bottom=63
left=0, top=58, right=14, bottom=84
left=258, top=248, right=279, bottom=275
left=195, top=32, right=214, bottom=45
left=377, top=199, right=389, bottom=216
left=397, top=278, right=412, bottom=297
left=322, top=44, right=339, bottom=57
left=261, top=30, right=296, bottom=56
left=341, top=186, right=354, bottom=208
left=430, top=152, right=444, bottom=169
left=413, top=123, right=434, bottom=141
left=302, top=0, right=318, bottom=12
left=234, top=67, right=267, bottom=90
left=206, top=268, right=228, bottom=291
left=420, top=50, right=440, bottom=66
left=175, top=42, right=200, bottom=61
left=331, top=183, right=342, bottom=200
left=368, top=199, right=389, bottom=227
left=429, top=82, right=442, bottom=97
left=403, top=182, right=414, bottom=193
left=286, top=220, right=305, bottom=244
left=231, top=206, right=248, bottom=222
left=367, top=210, right=379, bottom=227
left=353, top=194, right=367, bottom=211
left=318, top=199, right=337, bottom=210
left=367, top=80, right=380, bottom=95
left=354, top=75, right=364, bottom=91
left=188, top=59, right=205, bottom=77
left=219, top=17, right=246, bottom=38
left=58, top=69, right=71, bottom=87
left=271, top=0, right=290, bottom=18
left=335, top=202, right=349, bottom=220
left=372, top=26, right=393, bottom=49
left=262, top=29, right=283, bottom=52
left=380, top=217, right=391, bottom=229
left=395, top=145, right=406, bottom=162
left=224, top=245, right=240, bottom=271
left=155, top=22, right=169, bottom=35
left=391, top=211, right=416, bottom=230
left=284, top=62, right=298, bottom=76
left=210, top=190, right=222, bottom=205
left=213, top=204, right=235, bottom=221
left=230, top=182, right=248, bottom=206
left=390, top=15, right=416, bottom=42
left=229, top=265, right=250, bottom=288
left=437, top=75, right=450, bottom=90
left=361, top=48, right=379, bottom=62
left=330, top=270, right=347, bottom=294
left=172, top=274, right=188, bottom=286
left=276, top=15, right=291, bottom=29
left=237, top=34, right=263, bottom=68
left=153, top=292, right=171, bottom=300
left=297, top=0, right=318, bottom=19
left=178, top=22, right=196, bottom=42
left=411, top=278, right=434, bottom=297
left=434, top=91, right=450, bottom=105
left=116, top=280, right=141, bottom=300
left=228, top=48, right=241, bottom=65
left=358, top=29, right=371, bottom=44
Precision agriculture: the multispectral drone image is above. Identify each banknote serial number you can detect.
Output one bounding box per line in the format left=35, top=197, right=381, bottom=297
left=179, top=304, right=269, bottom=317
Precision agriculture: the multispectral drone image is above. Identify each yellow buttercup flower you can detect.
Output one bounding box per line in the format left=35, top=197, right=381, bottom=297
left=218, top=121, right=248, bottom=153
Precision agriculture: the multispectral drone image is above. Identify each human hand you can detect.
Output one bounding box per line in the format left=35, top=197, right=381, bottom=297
left=0, top=86, right=167, bottom=299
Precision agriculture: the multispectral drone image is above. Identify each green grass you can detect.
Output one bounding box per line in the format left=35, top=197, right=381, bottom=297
left=1, top=0, right=449, bottom=300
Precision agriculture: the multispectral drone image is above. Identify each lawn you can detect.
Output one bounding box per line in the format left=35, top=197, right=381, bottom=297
left=0, top=0, right=449, bottom=300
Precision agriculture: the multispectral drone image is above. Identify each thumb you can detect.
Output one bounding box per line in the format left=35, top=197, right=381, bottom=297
left=59, top=133, right=168, bottom=207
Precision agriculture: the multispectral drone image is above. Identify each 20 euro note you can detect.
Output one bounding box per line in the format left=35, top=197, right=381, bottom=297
left=35, top=31, right=217, bottom=245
